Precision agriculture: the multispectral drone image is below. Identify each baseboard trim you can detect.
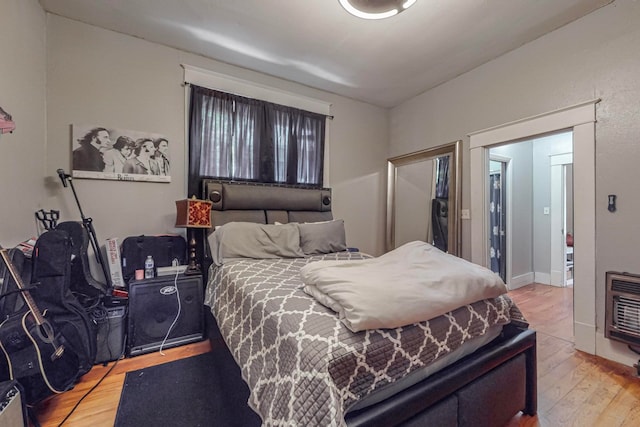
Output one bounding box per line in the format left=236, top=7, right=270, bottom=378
left=595, top=332, right=638, bottom=368
left=509, top=272, right=535, bottom=290
left=534, top=272, right=551, bottom=285
left=550, top=269, right=564, bottom=287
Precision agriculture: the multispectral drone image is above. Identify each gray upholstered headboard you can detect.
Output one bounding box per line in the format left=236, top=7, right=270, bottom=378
left=201, top=180, right=333, bottom=230
left=198, top=180, right=334, bottom=281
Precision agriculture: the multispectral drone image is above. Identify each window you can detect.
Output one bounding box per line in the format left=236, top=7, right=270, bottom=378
left=188, top=85, right=326, bottom=195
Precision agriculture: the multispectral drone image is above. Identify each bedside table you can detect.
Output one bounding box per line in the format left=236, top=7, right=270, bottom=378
left=126, top=273, right=204, bottom=356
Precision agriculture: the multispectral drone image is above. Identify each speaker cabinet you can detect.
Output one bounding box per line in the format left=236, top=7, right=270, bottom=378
left=127, top=274, right=204, bottom=356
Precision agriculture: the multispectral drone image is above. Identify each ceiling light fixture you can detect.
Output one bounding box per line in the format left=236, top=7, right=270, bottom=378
left=338, top=0, right=417, bottom=20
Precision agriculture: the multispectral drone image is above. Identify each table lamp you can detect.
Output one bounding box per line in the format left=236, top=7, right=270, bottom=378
left=175, top=196, right=212, bottom=275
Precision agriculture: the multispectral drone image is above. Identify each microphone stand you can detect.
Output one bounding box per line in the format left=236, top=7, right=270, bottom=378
left=57, top=169, right=112, bottom=290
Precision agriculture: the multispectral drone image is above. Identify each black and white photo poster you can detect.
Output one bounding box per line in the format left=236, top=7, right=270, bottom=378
left=71, top=124, right=171, bottom=183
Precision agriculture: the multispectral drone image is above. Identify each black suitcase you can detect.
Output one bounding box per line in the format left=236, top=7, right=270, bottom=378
left=120, top=235, right=187, bottom=283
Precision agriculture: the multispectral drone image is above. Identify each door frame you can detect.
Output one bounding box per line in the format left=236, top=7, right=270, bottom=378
left=469, top=99, right=598, bottom=355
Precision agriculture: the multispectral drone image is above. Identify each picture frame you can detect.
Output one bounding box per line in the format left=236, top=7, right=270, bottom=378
left=71, top=124, right=171, bottom=183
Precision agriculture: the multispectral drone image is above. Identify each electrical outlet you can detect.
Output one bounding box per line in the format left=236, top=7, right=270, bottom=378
left=543, top=207, right=550, bottom=215
left=461, top=209, right=471, bottom=220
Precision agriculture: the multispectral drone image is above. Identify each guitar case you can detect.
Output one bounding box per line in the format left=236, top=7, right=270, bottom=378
left=55, top=221, right=109, bottom=304
left=31, top=230, right=97, bottom=378
left=0, top=249, right=30, bottom=318
left=0, top=235, right=94, bottom=405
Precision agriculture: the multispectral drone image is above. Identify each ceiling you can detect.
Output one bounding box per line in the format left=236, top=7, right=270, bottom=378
left=38, top=0, right=613, bottom=108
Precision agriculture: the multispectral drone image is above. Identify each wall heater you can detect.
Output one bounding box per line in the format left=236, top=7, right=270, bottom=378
left=605, top=271, right=640, bottom=348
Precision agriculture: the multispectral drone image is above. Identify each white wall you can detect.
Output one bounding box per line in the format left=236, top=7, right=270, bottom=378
left=0, top=0, right=46, bottom=246
left=40, top=15, right=388, bottom=265
left=531, top=133, right=573, bottom=278
left=327, top=99, right=389, bottom=255
left=395, top=160, right=434, bottom=247
left=390, top=0, right=640, bottom=365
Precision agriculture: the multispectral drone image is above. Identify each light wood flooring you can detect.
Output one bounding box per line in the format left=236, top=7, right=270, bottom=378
left=507, top=283, right=640, bottom=427
left=33, top=340, right=212, bottom=426
left=34, top=283, right=640, bottom=426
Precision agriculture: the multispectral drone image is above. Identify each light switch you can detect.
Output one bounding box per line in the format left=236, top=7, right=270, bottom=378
left=543, top=207, right=550, bottom=215
left=461, top=209, right=471, bottom=220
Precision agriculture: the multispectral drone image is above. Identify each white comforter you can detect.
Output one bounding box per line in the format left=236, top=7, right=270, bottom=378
left=301, top=241, right=507, bottom=332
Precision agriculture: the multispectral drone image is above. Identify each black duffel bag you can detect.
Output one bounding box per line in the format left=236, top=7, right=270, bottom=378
left=120, top=235, right=187, bottom=283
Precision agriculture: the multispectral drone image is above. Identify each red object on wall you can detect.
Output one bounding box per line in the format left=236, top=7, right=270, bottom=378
left=0, top=106, right=15, bottom=134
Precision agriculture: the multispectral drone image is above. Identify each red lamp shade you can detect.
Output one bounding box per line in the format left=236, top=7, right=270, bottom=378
left=175, top=197, right=212, bottom=229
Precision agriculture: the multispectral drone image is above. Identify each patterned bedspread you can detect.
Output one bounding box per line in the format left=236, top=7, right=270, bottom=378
left=204, top=252, right=519, bottom=426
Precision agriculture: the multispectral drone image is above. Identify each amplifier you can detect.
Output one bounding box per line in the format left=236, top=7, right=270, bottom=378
left=95, top=305, right=127, bottom=364
left=0, top=380, right=27, bottom=427
left=127, top=274, right=204, bottom=356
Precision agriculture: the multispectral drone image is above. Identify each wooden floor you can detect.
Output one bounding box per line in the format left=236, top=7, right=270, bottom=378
left=507, top=283, right=640, bottom=427
left=33, top=340, right=212, bottom=426
left=34, top=283, right=640, bottom=426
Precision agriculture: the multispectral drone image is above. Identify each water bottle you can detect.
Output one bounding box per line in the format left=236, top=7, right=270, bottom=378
left=144, top=255, right=155, bottom=279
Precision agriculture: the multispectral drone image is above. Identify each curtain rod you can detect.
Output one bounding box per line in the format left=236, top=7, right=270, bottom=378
left=183, top=81, right=334, bottom=120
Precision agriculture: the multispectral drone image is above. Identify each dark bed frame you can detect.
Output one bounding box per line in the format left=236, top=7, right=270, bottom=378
left=198, top=179, right=537, bottom=427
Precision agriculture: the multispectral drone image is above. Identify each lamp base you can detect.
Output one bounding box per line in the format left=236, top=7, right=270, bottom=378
left=184, top=230, right=201, bottom=276
left=183, top=263, right=201, bottom=276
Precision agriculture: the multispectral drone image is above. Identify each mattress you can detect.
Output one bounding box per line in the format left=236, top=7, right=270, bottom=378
left=204, top=252, right=518, bottom=427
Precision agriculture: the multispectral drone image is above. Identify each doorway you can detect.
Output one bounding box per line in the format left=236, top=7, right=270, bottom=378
left=487, top=133, right=572, bottom=291
left=469, top=100, right=597, bottom=354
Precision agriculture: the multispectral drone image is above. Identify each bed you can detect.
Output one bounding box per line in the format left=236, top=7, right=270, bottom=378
left=199, top=179, right=537, bottom=427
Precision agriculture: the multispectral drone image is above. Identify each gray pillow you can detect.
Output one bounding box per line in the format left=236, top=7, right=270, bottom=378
left=208, top=222, right=305, bottom=265
left=297, top=220, right=347, bottom=255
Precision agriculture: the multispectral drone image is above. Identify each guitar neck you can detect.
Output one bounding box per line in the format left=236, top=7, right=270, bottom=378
left=0, top=248, right=47, bottom=326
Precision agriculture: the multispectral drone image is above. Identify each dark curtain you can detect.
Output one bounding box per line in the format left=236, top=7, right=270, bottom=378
left=265, top=104, right=325, bottom=185
left=489, top=172, right=506, bottom=281
left=435, top=155, right=450, bottom=199
left=188, top=85, right=326, bottom=196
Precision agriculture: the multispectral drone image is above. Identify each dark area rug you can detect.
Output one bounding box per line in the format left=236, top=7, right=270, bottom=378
left=115, top=346, right=261, bottom=427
